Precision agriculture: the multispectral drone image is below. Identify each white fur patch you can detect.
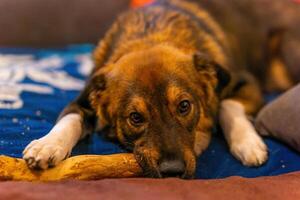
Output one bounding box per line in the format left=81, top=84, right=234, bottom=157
left=219, top=100, right=268, bottom=166
left=23, top=113, right=83, bottom=169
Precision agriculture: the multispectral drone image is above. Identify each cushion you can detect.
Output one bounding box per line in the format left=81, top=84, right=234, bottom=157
left=256, top=83, right=300, bottom=152
left=1, top=173, right=300, bottom=199
left=1, top=45, right=300, bottom=179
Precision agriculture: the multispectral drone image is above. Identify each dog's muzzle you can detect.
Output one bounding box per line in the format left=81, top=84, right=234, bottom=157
left=159, top=158, right=186, bottom=178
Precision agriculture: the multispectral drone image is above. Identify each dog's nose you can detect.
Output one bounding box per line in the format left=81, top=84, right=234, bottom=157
left=159, top=159, right=185, bottom=178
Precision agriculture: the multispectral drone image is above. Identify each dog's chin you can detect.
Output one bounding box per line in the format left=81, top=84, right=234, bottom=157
left=181, top=170, right=195, bottom=179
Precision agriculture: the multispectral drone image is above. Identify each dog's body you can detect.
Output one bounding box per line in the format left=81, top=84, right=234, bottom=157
left=23, top=0, right=295, bottom=178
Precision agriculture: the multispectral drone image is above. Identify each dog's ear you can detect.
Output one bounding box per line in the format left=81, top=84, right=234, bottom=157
left=87, top=74, right=107, bottom=107
left=87, top=74, right=112, bottom=129
left=193, top=52, right=231, bottom=92
left=89, top=74, right=106, bottom=92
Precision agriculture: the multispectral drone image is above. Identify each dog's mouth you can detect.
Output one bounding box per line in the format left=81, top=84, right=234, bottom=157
left=134, top=150, right=196, bottom=179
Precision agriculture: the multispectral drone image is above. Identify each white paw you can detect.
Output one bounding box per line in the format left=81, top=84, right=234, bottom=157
left=230, top=133, right=268, bottom=167
left=23, top=138, right=70, bottom=169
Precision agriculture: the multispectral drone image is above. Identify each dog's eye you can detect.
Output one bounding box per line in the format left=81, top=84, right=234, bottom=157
left=177, top=100, right=191, bottom=115
left=129, top=112, right=144, bottom=125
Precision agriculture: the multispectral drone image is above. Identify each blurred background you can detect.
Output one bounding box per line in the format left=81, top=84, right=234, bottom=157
left=0, top=0, right=299, bottom=81
left=0, top=0, right=130, bottom=46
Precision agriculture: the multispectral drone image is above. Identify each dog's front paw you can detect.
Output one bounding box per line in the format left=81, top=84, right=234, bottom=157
left=23, top=138, right=70, bottom=169
left=230, top=133, right=268, bottom=167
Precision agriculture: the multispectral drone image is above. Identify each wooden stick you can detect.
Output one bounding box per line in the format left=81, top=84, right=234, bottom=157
left=0, top=154, right=142, bottom=181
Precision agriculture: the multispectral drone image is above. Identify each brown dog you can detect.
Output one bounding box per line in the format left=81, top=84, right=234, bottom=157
left=23, top=0, right=295, bottom=178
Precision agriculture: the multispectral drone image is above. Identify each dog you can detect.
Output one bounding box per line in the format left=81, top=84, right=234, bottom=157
left=23, top=0, right=295, bottom=178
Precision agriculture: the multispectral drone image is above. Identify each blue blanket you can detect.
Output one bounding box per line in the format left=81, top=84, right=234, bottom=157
left=0, top=45, right=299, bottom=179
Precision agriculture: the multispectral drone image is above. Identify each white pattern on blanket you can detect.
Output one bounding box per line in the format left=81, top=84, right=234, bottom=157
left=0, top=54, right=92, bottom=109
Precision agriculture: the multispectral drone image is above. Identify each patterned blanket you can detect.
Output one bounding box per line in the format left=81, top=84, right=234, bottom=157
left=0, top=45, right=299, bottom=179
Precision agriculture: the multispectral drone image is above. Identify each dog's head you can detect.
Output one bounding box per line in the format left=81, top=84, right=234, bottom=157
left=90, top=45, right=230, bottom=178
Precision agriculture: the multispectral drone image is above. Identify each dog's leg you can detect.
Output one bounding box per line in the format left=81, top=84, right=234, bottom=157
left=219, top=75, right=268, bottom=166
left=23, top=86, right=96, bottom=169
left=23, top=113, right=83, bottom=169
